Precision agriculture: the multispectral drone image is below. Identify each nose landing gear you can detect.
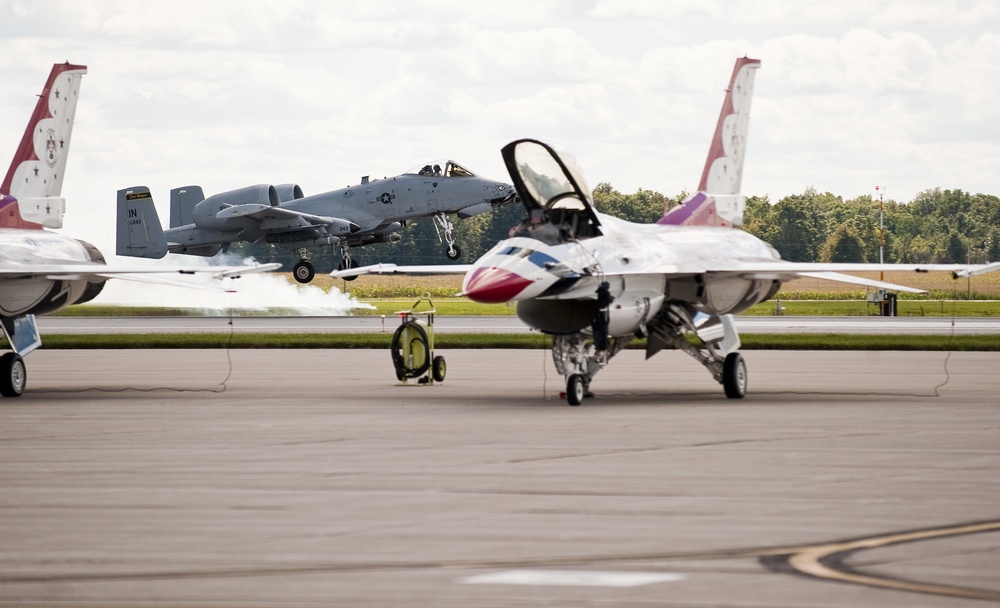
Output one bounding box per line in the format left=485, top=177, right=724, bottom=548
left=432, top=213, right=462, bottom=260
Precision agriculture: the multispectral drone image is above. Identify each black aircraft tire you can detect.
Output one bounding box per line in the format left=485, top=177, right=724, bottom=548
left=293, top=261, right=315, bottom=284
left=0, top=353, right=26, bottom=398
left=432, top=356, right=447, bottom=382
left=566, top=374, right=584, bottom=406
left=339, top=258, right=358, bottom=282
left=723, top=352, right=747, bottom=399
left=445, top=245, right=461, bottom=260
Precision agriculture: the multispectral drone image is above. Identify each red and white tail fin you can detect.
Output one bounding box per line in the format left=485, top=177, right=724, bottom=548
left=659, top=57, right=760, bottom=228
left=0, top=62, right=87, bottom=229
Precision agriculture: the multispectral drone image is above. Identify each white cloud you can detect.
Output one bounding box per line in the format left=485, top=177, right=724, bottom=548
left=587, top=0, right=725, bottom=19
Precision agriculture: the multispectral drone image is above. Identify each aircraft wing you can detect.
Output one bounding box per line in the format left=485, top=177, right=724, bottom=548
left=0, top=262, right=281, bottom=292
left=331, top=263, right=474, bottom=279
left=217, top=204, right=359, bottom=230
left=704, top=261, right=1000, bottom=294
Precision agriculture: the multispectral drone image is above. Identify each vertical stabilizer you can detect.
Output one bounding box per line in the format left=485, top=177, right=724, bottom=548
left=117, top=187, right=169, bottom=259
left=660, top=57, right=759, bottom=228
left=1, top=62, right=88, bottom=229
left=170, top=186, right=205, bottom=228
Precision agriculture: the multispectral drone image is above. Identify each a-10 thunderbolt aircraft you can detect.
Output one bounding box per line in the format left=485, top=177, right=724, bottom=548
left=117, top=158, right=515, bottom=283
left=1, top=63, right=276, bottom=397
left=335, top=57, right=1000, bottom=405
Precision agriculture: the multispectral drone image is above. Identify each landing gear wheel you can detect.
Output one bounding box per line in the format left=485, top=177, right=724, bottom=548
left=445, top=245, right=461, bottom=260
left=293, top=261, right=315, bottom=284
left=338, top=258, right=358, bottom=281
left=566, top=374, right=585, bottom=406
left=723, top=352, right=747, bottom=399
left=0, top=353, right=26, bottom=398
left=432, top=356, right=447, bottom=382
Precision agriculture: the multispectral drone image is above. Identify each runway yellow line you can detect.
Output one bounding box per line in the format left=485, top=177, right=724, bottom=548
left=785, top=520, right=1000, bottom=602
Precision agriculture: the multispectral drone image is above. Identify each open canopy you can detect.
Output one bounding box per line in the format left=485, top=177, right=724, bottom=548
left=501, top=139, right=601, bottom=232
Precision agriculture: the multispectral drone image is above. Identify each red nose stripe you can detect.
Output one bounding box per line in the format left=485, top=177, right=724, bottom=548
left=463, top=267, right=532, bottom=303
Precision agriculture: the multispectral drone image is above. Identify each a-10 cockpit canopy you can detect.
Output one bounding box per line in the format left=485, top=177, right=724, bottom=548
left=404, top=160, right=477, bottom=178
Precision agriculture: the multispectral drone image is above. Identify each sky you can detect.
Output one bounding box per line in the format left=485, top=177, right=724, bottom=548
left=2, top=0, right=999, bottom=260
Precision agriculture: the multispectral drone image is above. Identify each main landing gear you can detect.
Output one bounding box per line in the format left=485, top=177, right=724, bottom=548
left=646, top=306, right=747, bottom=400
left=337, top=246, right=358, bottom=281
left=292, top=247, right=359, bottom=284
left=550, top=306, right=748, bottom=406
left=0, top=352, right=26, bottom=398
left=292, top=248, right=315, bottom=284
left=432, top=213, right=461, bottom=260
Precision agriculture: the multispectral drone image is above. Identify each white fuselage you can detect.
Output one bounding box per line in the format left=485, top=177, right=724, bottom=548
left=0, top=228, right=104, bottom=317
left=462, top=214, right=782, bottom=336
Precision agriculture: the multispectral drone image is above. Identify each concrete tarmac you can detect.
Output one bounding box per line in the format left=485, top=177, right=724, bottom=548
left=2, top=349, right=999, bottom=607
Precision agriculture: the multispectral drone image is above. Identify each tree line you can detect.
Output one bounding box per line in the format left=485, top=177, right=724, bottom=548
left=229, top=185, right=1000, bottom=271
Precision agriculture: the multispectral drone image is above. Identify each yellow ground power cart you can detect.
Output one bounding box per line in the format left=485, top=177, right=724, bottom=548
left=389, top=295, right=446, bottom=385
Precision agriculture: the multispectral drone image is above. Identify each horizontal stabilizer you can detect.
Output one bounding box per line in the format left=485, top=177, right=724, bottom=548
left=955, top=261, right=1000, bottom=278
left=16, top=197, right=66, bottom=228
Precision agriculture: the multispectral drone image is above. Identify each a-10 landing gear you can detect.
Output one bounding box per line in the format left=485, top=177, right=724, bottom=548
left=550, top=309, right=748, bottom=406
left=292, top=248, right=315, bottom=284
left=337, top=246, right=358, bottom=281
left=432, top=213, right=462, bottom=261
left=296, top=247, right=358, bottom=284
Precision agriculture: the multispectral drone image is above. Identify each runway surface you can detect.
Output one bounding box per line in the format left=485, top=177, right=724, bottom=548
left=2, top=349, right=999, bottom=606
left=37, top=314, right=1000, bottom=334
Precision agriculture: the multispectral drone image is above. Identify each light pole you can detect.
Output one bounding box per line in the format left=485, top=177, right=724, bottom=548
left=875, top=185, right=885, bottom=281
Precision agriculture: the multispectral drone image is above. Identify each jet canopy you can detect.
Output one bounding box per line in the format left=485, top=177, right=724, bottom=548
left=405, top=160, right=477, bottom=178
left=501, top=139, right=601, bottom=243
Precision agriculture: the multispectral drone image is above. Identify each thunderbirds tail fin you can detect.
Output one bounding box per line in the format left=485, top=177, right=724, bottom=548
left=117, top=187, right=169, bottom=259
left=1, top=62, right=87, bottom=229
left=659, top=57, right=760, bottom=228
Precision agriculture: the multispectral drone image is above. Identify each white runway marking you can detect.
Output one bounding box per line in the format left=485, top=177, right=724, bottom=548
left=460, top=569, right=685, bottom=587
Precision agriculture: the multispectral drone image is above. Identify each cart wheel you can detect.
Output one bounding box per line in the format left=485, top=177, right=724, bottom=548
left=432, top=356, right=447, bottom=382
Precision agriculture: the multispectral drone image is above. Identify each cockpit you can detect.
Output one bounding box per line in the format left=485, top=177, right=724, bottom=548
left=501, top=139, right=601, bottom=245
left=405, top=160, right=477, bottom=178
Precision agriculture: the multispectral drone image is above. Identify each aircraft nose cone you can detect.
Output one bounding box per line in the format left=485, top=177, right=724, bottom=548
left=463, top=266, right=532, bottom=303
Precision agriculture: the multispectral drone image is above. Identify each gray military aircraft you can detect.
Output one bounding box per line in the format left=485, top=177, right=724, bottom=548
left=117, top=160, right=515, bottom=282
